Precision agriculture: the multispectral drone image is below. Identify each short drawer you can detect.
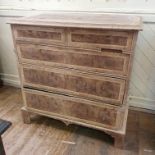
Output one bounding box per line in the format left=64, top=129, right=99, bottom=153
left=68, top=28, right=134, bottom=51
left=12, top=25, right=66, bottom=45
left=21, top=65, right=126, bottom=105
left=17, top=43, right=130, bottom=78
left=23, top=88, right=125, bottom=130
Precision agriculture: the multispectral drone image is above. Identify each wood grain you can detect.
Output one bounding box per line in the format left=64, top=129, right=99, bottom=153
left=1, top=86, right=155, bottom=155
left=68, top=28, right=134, bottom=51
left=12, top=25, right=67, bottom=46
left=17, top=43, right=130, bottom=78
left=9, top=12, right=142, bottom=30
left=23, top=88, right=126, bottom=130
left=21, top=65, right=126, bottom=105
left=10, top=12, right=141, bottom=148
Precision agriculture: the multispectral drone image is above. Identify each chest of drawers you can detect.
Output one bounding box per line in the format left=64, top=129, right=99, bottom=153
left=10, top=12, right=142, bottom=148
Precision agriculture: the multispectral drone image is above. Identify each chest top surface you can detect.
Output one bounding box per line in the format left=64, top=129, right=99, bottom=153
left=9, top=12, right=142, bottom=30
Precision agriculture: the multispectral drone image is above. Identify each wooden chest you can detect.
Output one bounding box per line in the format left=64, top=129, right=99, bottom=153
left=10, top=12, right=142, bottom=147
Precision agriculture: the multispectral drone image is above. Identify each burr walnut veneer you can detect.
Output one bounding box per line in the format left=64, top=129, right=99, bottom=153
left=10, top=12, right=142, bottom=148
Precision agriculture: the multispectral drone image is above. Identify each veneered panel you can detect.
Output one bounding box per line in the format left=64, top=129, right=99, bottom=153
left=71, top=33, right=127, bottom=46
left=24, top=89, right=118, bottom=128
left=17, top=44, right=129, bottom=77
left=22, top=66, right=125, bottom=105
left=13, top=25, right=66, bottom=45
left=17, top=30, right=61, bottom=40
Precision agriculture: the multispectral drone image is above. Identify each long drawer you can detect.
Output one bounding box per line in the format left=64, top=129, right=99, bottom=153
left=20, top=64, right=126, bottom=105
left=23, top=88, right=125, bottom=130
left=17, top=43, right=130, bottom=78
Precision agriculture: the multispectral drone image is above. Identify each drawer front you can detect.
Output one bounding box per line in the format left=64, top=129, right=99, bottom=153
left=12, top=25, right=66, bottom=45
left=17, top=44, right=130, bottom=77
left=23, top=89, right=124, bottom=129
left=21, top=65, right=125, bottom=105
left=68, top=28, right=134, bottom=51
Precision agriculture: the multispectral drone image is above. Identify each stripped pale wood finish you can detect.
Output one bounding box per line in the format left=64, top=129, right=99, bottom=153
left=21, top=64, right=126, bottom=106
left=9, top=12, right=142, bottom=30
left=16, top=43, right=130, bottom=78
left=12, top=25, right=67, bottom=46
left=1, top=86, right=155, bottom=155
left=68, top=28, right=135, bottom=52
left=23, top=88, right=126, bottom=130
left=10, top=12, right=141, bottom=147
left=13, top=25, right=135, bottom=51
